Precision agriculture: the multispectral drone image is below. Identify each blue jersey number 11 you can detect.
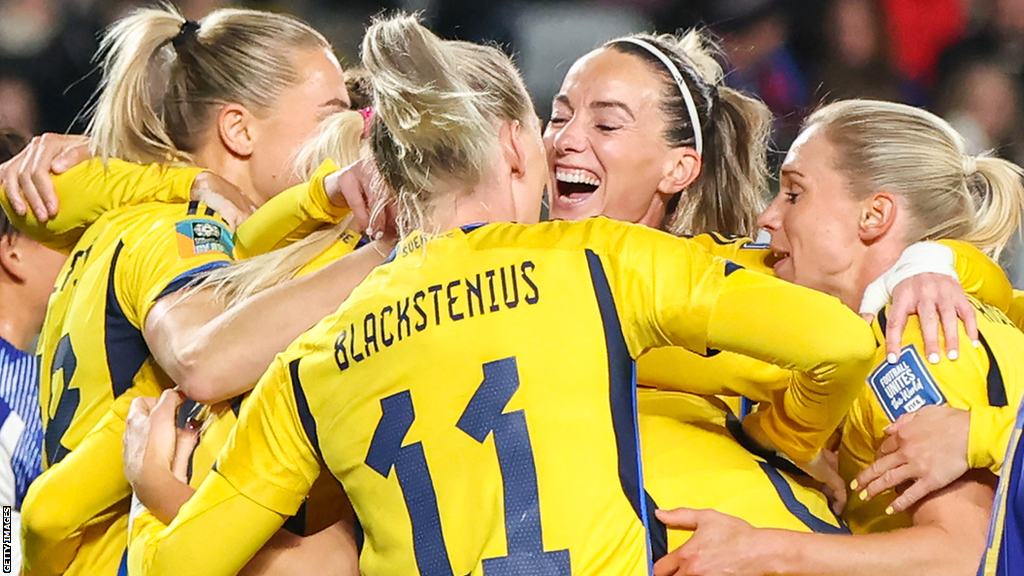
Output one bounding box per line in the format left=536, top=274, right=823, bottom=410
left=366, top=356, right=572, bottom=576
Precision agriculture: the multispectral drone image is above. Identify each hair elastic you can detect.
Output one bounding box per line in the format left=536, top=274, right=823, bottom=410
left=610, top=37, right=703, bottom=155
left=359, top=107, right=374, bottom=139
left=172, top=19, right=200, bottom=50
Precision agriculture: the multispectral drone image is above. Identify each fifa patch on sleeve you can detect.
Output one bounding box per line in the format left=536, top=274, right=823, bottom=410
left=867, top=345, right=946, bottom=422
left=176, top=219, right=234, bottom=258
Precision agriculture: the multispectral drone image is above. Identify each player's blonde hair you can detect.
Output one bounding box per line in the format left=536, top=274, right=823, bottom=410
left=808, top=99, right=1024, bottom=258
left=193, top=110, right=368, bottom=308
left=606, top=30, right=771, bottom=238
left=361, top=12, right=534, bottom=236
left=87, top=4, right=330, bottom=163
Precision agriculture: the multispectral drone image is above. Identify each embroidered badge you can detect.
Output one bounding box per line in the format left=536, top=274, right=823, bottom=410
left=176, top=219, right=234, bottom=258
left=867, top=345, right=946, bottom=422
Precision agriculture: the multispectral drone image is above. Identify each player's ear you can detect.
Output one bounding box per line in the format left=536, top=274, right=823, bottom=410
left=501, top=120, right=528, bottom=180
left=216, top=103, right=256, bottom=158
left=859, top=191, right=897, bottom=242
left=0, top=234, right=28, bottom=282
left=657, top=147, right=701, bottom=195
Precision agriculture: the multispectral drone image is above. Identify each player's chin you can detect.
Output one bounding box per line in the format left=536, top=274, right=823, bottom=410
left=773, top=255, right=797, bottom=283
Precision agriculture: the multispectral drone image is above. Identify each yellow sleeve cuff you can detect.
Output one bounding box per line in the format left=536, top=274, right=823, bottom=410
left=234, top=159, right=350, bottom=258
left=940, top=239, right=1013, bottom=312
left=968, top=406, right=1011, bottom=474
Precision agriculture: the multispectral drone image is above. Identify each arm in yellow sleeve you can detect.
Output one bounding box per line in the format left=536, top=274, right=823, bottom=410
left=609, top=223, right=876, bottom=464
left=939, top=239, right=1013, bottom=312
left=636, top=346, right=788, bottom=402
left=703, top=269, right=877, bottom=463
left=234, top=160, right=350, bottom=258
left=968, top=405, right=1020, bottom=474
left=685, top=232, right=775, bottom=275
left=128, top=473, right=284, bottom=576
left=0, top=159, right=202, bottom=252
left=22, top=394, right=137, bottom=576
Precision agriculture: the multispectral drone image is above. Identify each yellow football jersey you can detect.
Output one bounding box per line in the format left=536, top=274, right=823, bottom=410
left=233, top=159, right=351, bottom=258
left=19, top=200, right=232, bottom=576
left=839, top=298, right=1024, bottom=534
left=638, top=390, right=844, bottom=551
left=0, top=159, right=203, bottom=253
left=129, top=217, right=875, bottom=576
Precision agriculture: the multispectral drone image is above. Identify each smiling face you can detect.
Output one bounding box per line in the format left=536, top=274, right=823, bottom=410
left=757, top=124, right=866, bottom=299
left=543, top=47, right=688, bottom=227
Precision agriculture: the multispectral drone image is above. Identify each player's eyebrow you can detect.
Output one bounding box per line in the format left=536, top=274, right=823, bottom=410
left=590, top=100, right=635, bottom=121
left=319, top=98, right=349, bottom=109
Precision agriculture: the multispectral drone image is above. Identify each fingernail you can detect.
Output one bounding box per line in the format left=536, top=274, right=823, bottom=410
left=374, top=231, right=384, bottom=240
left=928, top=353, right=940, bottom=364
left=973, top=340, right=982, bottom=348
left=947, top=349, right=958, bottom=361
left=885, top=506, right=895, bottom=515
left=859, top=490, right=869, bottom=501
left=887, top=353, right=898, bottom=364
left=850, top=479, right=859, bottom=490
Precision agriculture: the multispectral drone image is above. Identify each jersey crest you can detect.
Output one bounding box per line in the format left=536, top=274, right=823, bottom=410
left=867, top=345, right=946, bottom=422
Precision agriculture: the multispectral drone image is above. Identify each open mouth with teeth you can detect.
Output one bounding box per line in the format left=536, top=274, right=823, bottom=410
left=767, top=248, right=789, bottom=270
left=554, top=168, right=601, bottom=204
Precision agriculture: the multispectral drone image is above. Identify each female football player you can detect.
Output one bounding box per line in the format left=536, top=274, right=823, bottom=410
left=654, top=99, right=1024, bottom=576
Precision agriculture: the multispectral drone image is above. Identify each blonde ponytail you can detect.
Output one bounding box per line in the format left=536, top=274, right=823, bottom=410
left=87, top=7, right=189, bottom=163
left=362, top=13, right=533, bottom=235
left=87, top=6, right=330, bottom=164
left=292, top=110, right=367, bottom=181
left=962, top=156, right=1024, bottom=258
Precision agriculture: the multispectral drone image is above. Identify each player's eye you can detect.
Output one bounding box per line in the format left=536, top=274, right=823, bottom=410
left=784, top=192, right=799, bottom=204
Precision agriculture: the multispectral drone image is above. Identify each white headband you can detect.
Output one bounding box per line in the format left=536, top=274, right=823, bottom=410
left=610, top=37, right=704, bottom=155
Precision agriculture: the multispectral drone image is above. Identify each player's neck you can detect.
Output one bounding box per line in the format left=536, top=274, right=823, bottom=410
left=0, top=282, right=36, bottom=351
left=852, top=244, right=905, bottom=312
left=192, top=147, right=264, bottom=208
left=425, top=187, right=514, bottom=234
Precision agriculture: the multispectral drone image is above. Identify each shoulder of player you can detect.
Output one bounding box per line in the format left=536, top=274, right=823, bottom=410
left=467, top=217, right=667, bottom=252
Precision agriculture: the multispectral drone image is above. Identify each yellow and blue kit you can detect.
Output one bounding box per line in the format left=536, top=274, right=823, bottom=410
left=0, top=156, right=362, bottom=576
left=634, top=232, right=1011, bottom=546
left=1, top=162, right=231, bottom=576
left=128, top=218, right=876, bottom=576
left=839, top=298, right=1024, bottom=535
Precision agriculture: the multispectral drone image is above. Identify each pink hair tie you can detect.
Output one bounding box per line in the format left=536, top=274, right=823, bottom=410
left=359, top=107, right=373, bottom=139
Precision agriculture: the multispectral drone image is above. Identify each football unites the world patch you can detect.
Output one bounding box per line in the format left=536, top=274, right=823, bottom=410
left=867, top=345, right=946, bottom=422
left=175, top=219, right=234, bottom=258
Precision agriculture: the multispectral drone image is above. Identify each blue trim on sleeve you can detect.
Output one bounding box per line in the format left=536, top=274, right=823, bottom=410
left=979, top=333, right=1008, bottom=407
left=289, top=358, right=322, bottom=460
left=154, top=260, right=232, bottom=302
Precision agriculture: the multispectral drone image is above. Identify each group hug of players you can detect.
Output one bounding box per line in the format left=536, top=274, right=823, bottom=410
left=1, top=4, right=1023, bottom=576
